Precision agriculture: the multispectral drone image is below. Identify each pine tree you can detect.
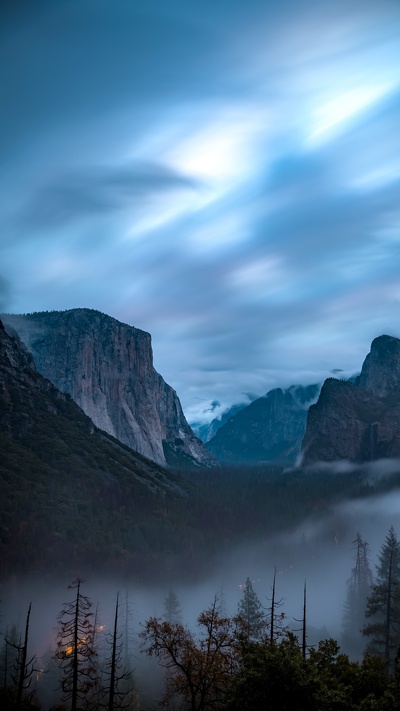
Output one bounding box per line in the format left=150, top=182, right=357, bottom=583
left=342, top=532, right=373, bottom=659
left=237, top=578, right=265, bottom=640
left=163, top=590, right=182, bottom=625
left=363, top=527, right=400, bottom=673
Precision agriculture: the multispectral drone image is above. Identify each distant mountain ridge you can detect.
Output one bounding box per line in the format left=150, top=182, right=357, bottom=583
left=2, top=309, right=214, bottom=468
left=206, top=384, right=320, bottom=464
left=301, top=335, right=400, bottom=465
left=190, top=402, right=248, bottom=443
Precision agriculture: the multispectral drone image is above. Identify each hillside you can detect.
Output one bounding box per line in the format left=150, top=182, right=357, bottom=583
left=0, top=319, right=192, bottom=579
left=207, top=385, right=319, bottom=464
left=2, top=309, right=213, bottom=468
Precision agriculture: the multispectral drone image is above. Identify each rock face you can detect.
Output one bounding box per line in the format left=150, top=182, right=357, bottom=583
left=2, top=309, right=213, bottom=467
left=0, top=318, right=185, bottom=494
left=206, top=384, right=320, bottom=464
left=301, top=335, right=400, bottom=465
left=355, top=335, right=400, bottom=397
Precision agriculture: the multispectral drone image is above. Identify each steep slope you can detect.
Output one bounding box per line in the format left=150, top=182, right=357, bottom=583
left=2, top=309, right=213, bottom=468
left=0, top=319, right=195, bottom=578
left=301, top=335, right=400, bottom=465
left=207, top=384, right=319, bottom=464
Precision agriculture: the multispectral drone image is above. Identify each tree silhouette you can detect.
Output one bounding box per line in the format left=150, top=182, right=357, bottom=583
left=100, top=592, right=135, bottom=711
left=363, top=527, right=400, bottom=673
left=163, top=590, right=182, bottom=624
left=342, top=532, right=372, bottom=658
left=4, top=603, right=37, bottom=710
left=55, top=579, right=98, bottom=711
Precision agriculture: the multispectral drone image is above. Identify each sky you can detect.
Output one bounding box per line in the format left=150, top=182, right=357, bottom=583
left=1, top=0, right=400, bottom=424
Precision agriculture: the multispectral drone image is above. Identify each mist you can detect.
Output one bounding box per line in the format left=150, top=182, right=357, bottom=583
left=2, top=465, right=400, bottom=707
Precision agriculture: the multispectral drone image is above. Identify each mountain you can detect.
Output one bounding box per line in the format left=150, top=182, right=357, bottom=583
left=2, top=309, right=213, bottom=468
left=206, top=384, right=320, bottom=464
left=190, top=403, right=248, bottom=443
left=301, top=335, right=400, bottom=465
left=0, top=318, right=197, bottom=578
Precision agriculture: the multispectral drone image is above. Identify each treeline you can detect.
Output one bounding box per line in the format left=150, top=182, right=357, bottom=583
left=1, top=449, right=376, bottom=583
left=3, top=526, right=400, bottom=710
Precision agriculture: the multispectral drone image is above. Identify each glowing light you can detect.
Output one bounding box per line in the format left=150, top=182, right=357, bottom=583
left=307, top=82, right=395, bottom=145
left=166, top=106, right=270, bottom=185
left=64, top=636, right=87, bottom=657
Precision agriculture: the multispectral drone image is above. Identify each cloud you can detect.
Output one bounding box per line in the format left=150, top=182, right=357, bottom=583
left=17, top=162, right=201, bottom=230
left=2, top=0, right=400, bottom=413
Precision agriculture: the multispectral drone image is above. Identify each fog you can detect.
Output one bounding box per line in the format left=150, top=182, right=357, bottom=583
left=2, top=466, right=400, bottom=707
left=2, top=481, right=400, bottom=644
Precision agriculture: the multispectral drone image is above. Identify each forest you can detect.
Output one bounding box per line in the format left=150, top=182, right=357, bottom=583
left=2, top=526, right=400, bottom=710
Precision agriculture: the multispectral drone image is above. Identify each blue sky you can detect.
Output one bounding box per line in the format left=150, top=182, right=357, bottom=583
left=1, top=0, right=400, bottom=424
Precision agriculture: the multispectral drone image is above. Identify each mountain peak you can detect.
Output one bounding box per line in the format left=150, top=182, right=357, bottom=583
left=356, top=334, right=400, bottom=397
left=2, top=309, right=213, bottom=468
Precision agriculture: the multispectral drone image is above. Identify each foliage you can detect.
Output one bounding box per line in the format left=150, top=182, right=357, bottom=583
left=237, top=578, right=265, bottom=640
left=363, top=527, right=400, bottom=672
left=140, top=599, right=239, bottom=710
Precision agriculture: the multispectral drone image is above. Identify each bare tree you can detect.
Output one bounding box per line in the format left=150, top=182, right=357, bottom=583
left=5, top=603, right=37, bottom=710
left=293, top=581, right=307, bottom=658
left=55, top=579, right=98, bottom=711
left=265, top=568, right=286, bottom=644
left=99, top=593, right=135, bottom=711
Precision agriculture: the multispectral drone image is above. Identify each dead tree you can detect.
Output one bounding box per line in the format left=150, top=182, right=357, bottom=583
left=55, top=579, right=98, bottom=711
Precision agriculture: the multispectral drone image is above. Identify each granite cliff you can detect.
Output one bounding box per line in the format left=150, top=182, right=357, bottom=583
left=206, top=384, right=320, bottom=464
left=301, top=335, right=400, bottom=465
left=2, top=309, right=214, bottom=467
left=0, top=317, right=185, bottom=496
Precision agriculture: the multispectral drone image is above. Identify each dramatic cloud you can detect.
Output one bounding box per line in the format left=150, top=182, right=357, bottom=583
left=2, top=0, right=400, bottom=420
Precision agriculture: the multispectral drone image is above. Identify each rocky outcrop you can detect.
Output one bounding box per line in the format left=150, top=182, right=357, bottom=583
left=355, top=335, right=400, bottom=397
left=0, top=317, right=185, bottom=496
left=301, top=335, right=400, bottom=465
left=2, top=309, right=214, bottom=467
left=206, top=384, right=320, bottom=464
